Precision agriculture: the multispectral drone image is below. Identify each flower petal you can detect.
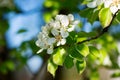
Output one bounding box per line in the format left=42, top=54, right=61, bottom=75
left=68, top=14, right=74, bottom=21
left=110, top=6, right=118, bottom=14
left=47, top=47, right=53, bottom=54
left=37, top=49, right=44, bottom=54
left=51, top=28, right=59, bottom=36
left=87, top=0, right=97, bottom=8
left=60, top=39, right=66, bottom=45
left=47, top=38, right=56, bottom=45
left=60, top=28, right=69, bottom=38
left=57, top=41, right=61, bottom=46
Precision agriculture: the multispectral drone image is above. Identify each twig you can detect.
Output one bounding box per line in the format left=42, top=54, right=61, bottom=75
left=78, top=10, right=119, bottom=44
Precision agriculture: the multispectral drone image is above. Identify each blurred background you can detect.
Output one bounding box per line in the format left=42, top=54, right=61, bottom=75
left=0, top=0, right=120, bottom=80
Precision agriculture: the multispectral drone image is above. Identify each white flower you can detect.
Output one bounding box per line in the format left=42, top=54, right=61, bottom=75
left=87, top=0, right=104, bottom=8
left=36, top=14, right=79, bottom=54
left=104, top=0, right=120, bottom=14
left=55, top=14, right=69, bottom=27
left=60, top=28, right=69, bottom=38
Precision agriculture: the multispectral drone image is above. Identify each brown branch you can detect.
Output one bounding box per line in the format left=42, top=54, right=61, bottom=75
left=78, top=10, right=119, bottom=44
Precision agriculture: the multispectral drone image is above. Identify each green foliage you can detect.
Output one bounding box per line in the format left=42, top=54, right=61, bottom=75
left=76, top=59, right=86, bottom=74
left=53, top=48, right=66, bottom=66
left=69, top=46, right=84, bottom=61
left=111, top=72, right=120, bottom=78
left=0, top=60, right=15, bottom=74
left=47, top=59, right=58, bottom=77
left=76, top=44, right=89, bottom=57
left=80, top=8, right=99, bottom=24
left=89, top=46, right=100, bottom=58
left=64, top=55, right=74, bottom=69
left=99, top=8, right=112, bottom=27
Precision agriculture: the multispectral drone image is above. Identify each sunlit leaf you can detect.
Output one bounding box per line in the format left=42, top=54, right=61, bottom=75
left=70, top=46, right=84, bottom=61
left=111, top=72, right=120, bottom=78
left=76, top=59, right=86, bottom=74
left=47, top=59, right=58, bottom=77
left=64, top=55, right=74, bottom=69
left=112, top=11, right=120, bottom=25
left=99, top=8, right=112, bottom=27
left=89, top=46, right=101, bottom=58
left=53, top=48, right=66, bottom=66
left=76, top=44, right=89, bottom=57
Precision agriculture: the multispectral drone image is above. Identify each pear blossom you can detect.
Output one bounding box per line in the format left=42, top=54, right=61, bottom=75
left=36, top=14, right=79, bottom=54
left=104, top=0, right=120, bottom=14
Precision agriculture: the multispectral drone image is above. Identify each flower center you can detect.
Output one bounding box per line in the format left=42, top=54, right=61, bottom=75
left=55, top=35, right=62, bottom=41
left=111, top=0, right=120, bottom=6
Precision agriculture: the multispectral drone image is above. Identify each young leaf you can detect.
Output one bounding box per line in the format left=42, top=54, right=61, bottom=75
left=99, top=8, right=112, bottom=27
left=70, top=47, right=84, bottom=61
left=47, top=59, right=58, bottom=77
left=76, top=60, right=86, bottom=74
left=64, top=55, right=74, bottom=69
left=89, top=46, right=101, bottom=58
left=53, top=48, right=66, bottom=66
left=76, top=44, right=89, bottom=57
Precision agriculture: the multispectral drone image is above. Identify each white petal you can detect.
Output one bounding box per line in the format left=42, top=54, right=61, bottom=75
left=51, top=28, right=59, bottom=36
left=47, top=38, right=56, bottom=45
left=50, top=21, right=61, bottom=29
left=60, top=39, right=66, bottom=45
left=37, top=32, right=42, bottom=39
left=37, top=49, right=44, bottom=54
left=56, top=15, right=69, bottom=27
left=110, top=6, right=118, bottom=14
left=72, top=20, right=80, bottom=25
left=57, top=41, right=61, bottom=46
left=87, top=1, right=97, bottom=8
left=60, top=28, right=69, bottom=38
left=47, top=47, right=53, bottom=54
left=36, top=40, right=40, bottom=46
left=67, top=25, right=75, bottom=32
left=61, top=16, right=69, bottom=27
left=118, top=4, right=120, bottom=9
left=104, top=1, right=112, bottom=8
left=96, top=0, right=103, bottom=5
left=68, top=14, right=74, bottom=21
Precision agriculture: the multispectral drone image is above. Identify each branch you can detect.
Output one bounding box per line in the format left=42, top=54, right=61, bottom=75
left=78, top=10, right=119, bottom=44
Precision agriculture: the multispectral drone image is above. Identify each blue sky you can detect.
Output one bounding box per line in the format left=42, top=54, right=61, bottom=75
left=5, top=0, right=44, bottom=74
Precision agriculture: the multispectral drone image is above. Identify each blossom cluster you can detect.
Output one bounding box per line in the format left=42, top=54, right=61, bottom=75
left=36, top=14, right=79, bottom=54
left=87, top=0, right=120, bottom=14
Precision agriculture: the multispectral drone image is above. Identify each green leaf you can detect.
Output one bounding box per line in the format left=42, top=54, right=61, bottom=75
left=76, top=60, right=86, bottom=74
left=76, top=44, right=89, bottom=57
left=111, top=72, right=120, bottom=78
left=5, top=61, right=15, bottom=71
left=79, top=8, right=93, bottom=18
left=99, top=8, right=112, bottom=27
left=70, top=47, right=84, bottom=61
left=64, top=55, right=74, bottom=69
left=53, top=48, right=66, bottom=66
left=89, top=46, right=101, bottom=58
left=79, top=8, right=99, bottom=24
left=112, top=11, right=120, bottom=25
left=17, top=29, right=27, bottom=34
left=47, top=59, right=58, bottom=77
